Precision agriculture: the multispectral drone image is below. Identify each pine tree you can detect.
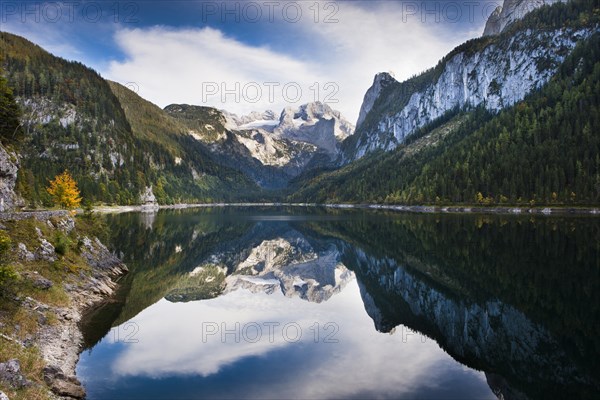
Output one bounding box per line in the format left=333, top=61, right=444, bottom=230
left=0, top=65, right=23, bottom=144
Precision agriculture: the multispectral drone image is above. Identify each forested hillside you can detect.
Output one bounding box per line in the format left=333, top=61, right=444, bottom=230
left=0, top=65, right=22, bottom=145
left=0, top=31, right=139, bottom=205
left=290, top=33, right=600, bottom=206
left=108, top=82, right=261, bottom=204
left=0, top=32, right=260, bottom=206
left=343, top=0, right=600, bottom=161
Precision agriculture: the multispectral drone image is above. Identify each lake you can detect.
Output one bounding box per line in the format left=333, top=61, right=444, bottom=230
left=76, top=207, right=600, bottom=399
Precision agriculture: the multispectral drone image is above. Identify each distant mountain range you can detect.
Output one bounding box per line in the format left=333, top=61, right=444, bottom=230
left=165, top=101, right=354, bottom=189
left=1, top=0, right=599, bottom=207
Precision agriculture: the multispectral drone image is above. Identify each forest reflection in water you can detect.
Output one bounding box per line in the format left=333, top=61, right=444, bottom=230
left=77, top=207, right=599, bottom=400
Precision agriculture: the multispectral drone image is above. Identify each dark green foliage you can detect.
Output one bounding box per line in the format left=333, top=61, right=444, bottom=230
left=0, top=231, right=18, bottom=294
left=0, top=32, right=262, bottom=205
left=0, top=65, right=23, bottom=145
left=291, top=33, right=600, bottom=206
left=53, top=231, right=73, bottom=256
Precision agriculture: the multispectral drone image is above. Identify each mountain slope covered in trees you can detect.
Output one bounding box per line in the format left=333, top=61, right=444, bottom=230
left=290, top=31, right=600, bottom=206
left=0, top=32, right=261, bottom=206
left=1, top=0, right=599, bottom=207
left=341, top=0, right=599, bottom=162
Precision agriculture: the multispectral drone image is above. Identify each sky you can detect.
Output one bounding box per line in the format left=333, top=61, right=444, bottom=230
left=1, top=0, right=501, bottom=123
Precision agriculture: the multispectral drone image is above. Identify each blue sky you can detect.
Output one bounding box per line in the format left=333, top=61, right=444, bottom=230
left=1, top=0, right=500, bottom=122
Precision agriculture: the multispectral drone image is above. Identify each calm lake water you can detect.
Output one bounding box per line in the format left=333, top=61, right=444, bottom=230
left=77, top=207, right=600, bottom=400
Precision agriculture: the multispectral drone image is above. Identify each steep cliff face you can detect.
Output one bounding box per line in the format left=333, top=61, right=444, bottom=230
left=355, top=72, right=396, bottom=128
left=344, top=24, right=594, bottom=161
left=343, top=0, right=597, bottom=163
left=0, top=144, right=19, bottom=212
left=483, top=0, right=566, bottom=37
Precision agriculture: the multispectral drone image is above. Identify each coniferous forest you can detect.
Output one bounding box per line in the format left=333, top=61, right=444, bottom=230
left=1, top=0, right=600, bottom=207
left=290, top=34, right=600, bottom=206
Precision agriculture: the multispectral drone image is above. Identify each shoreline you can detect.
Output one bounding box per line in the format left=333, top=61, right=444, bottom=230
left=89, top=203, right=600, bottom=216
left=2, top=202, right=598, bottom=398
left=0, top=214, right=127, bottom=399
left=3, top=203, right=599, bottom=218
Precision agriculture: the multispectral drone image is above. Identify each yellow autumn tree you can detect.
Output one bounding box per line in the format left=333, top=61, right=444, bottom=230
left=47, top=170, right=82, bottom=209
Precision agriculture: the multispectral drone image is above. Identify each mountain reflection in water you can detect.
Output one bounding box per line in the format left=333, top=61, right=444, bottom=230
left=78, top=207, right=599, bottom=400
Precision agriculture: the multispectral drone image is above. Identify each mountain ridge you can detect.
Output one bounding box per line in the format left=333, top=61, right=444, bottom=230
left=165, top=101, right=354, bottom=189
left=483, top=0, right=567, bottom=37
left=290, top=28, right=600, bottom=205
left=343, top=0, right=598, bottom=162
left=1, top=0, right=599, bottom=207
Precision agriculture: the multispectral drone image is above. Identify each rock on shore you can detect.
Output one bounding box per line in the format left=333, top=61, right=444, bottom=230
left=39, top=234, right=127, bottom=398
left=1, top=214, right=128, bottom=399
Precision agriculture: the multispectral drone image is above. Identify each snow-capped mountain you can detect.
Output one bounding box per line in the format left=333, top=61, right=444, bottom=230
left=222, top=109, right=279, bottom=131
left=224, top=102, right=354, bottom=157
left=167, top=102, right=354, bottom=188
left=224, top=237, right=353, bottom=303
left=275, top=102, right=354, bottom=155
left=342, top=0, right=593, bottom=162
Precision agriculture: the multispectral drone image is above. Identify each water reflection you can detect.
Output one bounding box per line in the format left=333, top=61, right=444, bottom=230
left=78, top=208, right=600, bottom=400
left=81, top=283, right=492, bottom=399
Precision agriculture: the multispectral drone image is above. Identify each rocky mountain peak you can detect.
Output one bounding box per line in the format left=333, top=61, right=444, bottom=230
left=356, top=72, right=397, bottom=128
left=275, top=101, right=354, bottom=153
left=223, top=109, right=277, bottom=130
left=483, top=0, right=566, bottom=36
left=281, top=101, right=332, bottom=122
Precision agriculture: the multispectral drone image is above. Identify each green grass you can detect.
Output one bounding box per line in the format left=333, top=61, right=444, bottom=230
left=0, top=215, right=114, bottom=399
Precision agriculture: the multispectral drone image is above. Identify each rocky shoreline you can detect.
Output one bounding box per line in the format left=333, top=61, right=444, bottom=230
left=39, top=236, right=127, bottom=399
left=0, top=213, right=128, bottom=399
left=324, top=203, right=600, bottom=215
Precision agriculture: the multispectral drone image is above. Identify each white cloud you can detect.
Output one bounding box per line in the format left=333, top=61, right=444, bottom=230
left=104, top=2, right=476, bottom=123
left=94, top=279, right=489, bottom=398
left=2, top=1, right=483, bottom=123
left=106, top=26, right=323, bottom=117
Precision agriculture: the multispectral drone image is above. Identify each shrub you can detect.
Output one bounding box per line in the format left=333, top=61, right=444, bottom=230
left=53, top=232, right=73, bottom=256
left=0, top=231, right=17, bottom=293
left=0, top=230, right=10, bottom=256
left=0, top=264, right=18, bottom=288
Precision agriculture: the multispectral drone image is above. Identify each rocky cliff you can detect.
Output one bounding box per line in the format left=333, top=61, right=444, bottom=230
left=344, top=1, right=595, bottom=161
left=483, top=0, right=566, bottom=37
left=0, top=213, right=128, bottom=399
left=0, top=144, right=19, bottom=212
